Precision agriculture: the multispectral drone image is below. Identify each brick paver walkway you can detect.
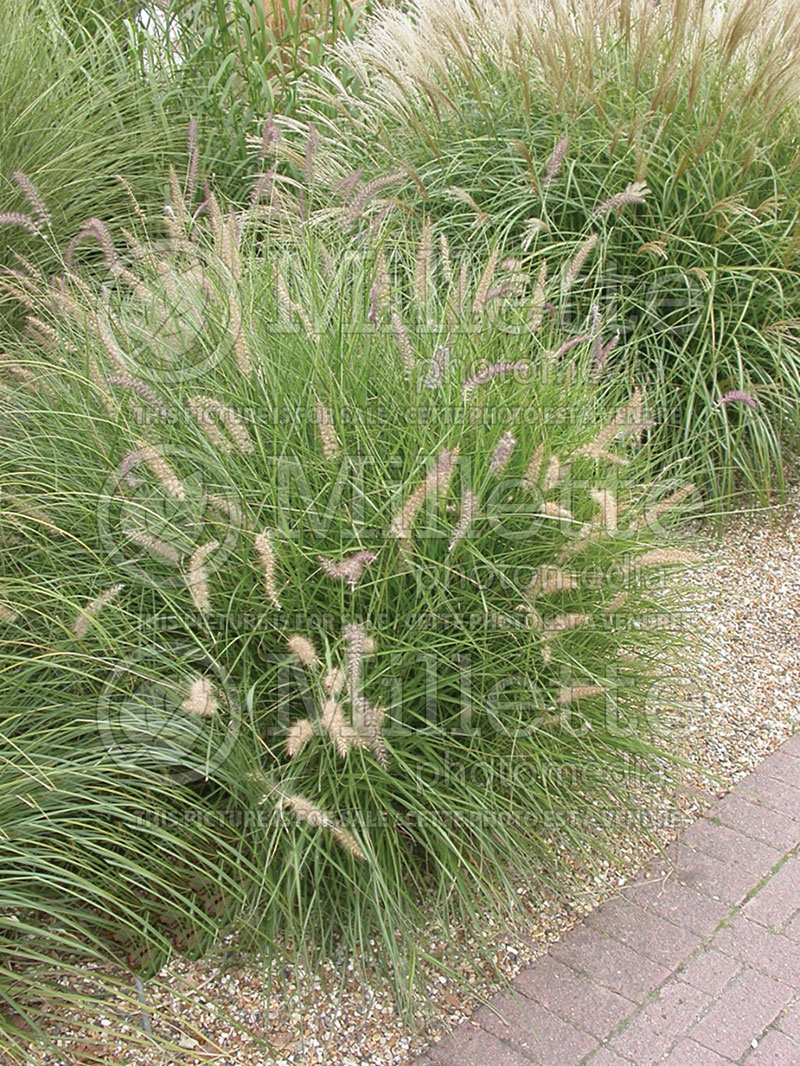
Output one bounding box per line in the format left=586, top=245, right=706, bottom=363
left=415, top=734, right=800, bottom=1066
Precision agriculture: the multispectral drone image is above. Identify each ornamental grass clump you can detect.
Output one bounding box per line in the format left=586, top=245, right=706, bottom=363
left=0, top=169, right=699, bottom=1053
left=280, top=0, right=800, bottom=505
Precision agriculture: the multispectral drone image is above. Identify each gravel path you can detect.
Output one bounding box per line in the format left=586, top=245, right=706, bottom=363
left=22, top=482, right=800, bottom=1066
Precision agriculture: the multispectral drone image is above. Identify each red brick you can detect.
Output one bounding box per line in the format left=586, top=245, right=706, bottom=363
left=610, top=980, right=711, bottom=1065
left=427, top=1022, right=532, bottom=1066
left=679, top=818, right=782, bottom=875
left=676, top=948, right=741, bottom=995
left=688, top=968, right=793, bottom=1060
left=736, top=772, right=800, bottom=816
left=621, top=872, right=730, bottom=935
left=742, top=858, right=800, bottom=929
left=744, top=1029, right=800, bottom=1065
left=548, top=925, right=671, bottom=1003
left=777, top=996, right=800, bottom=1039
left=757, top=751, right=800, bottom=790
left=513, top=955, right=635, bottom=1039
left=476, top=992, right=597, bottom=1064
left=780, top=732, right=800, bottom=759
left=583, top=1051, right=633, bottom=1066
left=782, top=911, right=800, bottom=941
left=585, top=897, right=700, bottom=969
left=659, top=1039, right=734, bottom=1065
left=711, top=791, right=800, bottom=850
left=663, top=843, right=757, bottom=905
left=711, top=914, right=800, bottom=985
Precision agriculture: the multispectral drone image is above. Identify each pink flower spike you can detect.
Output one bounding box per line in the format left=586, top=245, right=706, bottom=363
left=718, top=390, right=758, bottom=410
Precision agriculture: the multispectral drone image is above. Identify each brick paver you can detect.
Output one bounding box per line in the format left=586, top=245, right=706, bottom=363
left=415, top=736, right=800, bottom=1066
left=743, top=1029, right=800, bottom=1064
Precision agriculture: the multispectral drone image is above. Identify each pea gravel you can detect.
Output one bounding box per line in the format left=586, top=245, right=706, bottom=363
left=17, top=480, right=800, bottom=1066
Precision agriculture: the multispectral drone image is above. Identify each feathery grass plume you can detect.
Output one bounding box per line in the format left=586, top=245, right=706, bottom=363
left=542, top=454, right=562, bottom=492
left=186, top=117, right=199, bottom=204
left=439, top=232, right=453, bottom=285
left=578, top=389, right=644, bottom=463
left=275, top=272, right=317, bottom=341
left=490, top=430, right=516, bottom=474
left=555, top=685, right=605, bottom=706
left=0, top=602, right=17, bottom=623
left=260, top=114, right=279, bottom=156
left=107, top=374, right=169, bottom=418
left=286, top=718, right=314, bottom=757
left=472, top=246, right=500, bottom=314
left=449, top=488, right=478, bottom=551
left=66, top=218, right=117, bottom=271
left=522, top=444, right=544, bottom=490
left=591, top=304, right=602, bottom=366
left=251, top=164, right=276, bottom=206
left=12, top=171, right=50, bottom=225
left=318, top=550, right=377, bottom=590
left=73, top=583, right=123, bottom=639
left=343, top=171, right=405, bottom=228
left=180, top=676, right=218, bottom=717
left=541, top=501, right=574, bottom=520
left=414, top=216, right=433, bottom=304
left=187, top=396, right=254, bottom=454
left=254, top=530, right=281, bottom=608
left=526, top=566, right=578, bottom=598
left=558, top=524, right=611, bottom=562
left=390, top=446, right=460, bottom=548
left=323, top=666, right=345, bottom=698
left=593, top=182, right=650, bottom=219
left=391, top=312, right=414, bottom=376
left=315, top=400, right=340, bottom=460
left=167, top=166, right=191, bottom=231
left=128, top=531, right=181, bottom=565
left=335, top=168, right=363, bottom=201
left=91, top=308, right=130, bottom=375
left=632, top=483, right=696, bottom=531
left=590, top=488, right=618, bottom=532
left=287, top=634, right=319, bottom=668
left=375, top=246, right=390, bottom=302
left=209, top=494, right=247, bottom=529
left=551, top=333, right=591, bottom=363
left=718, top=389, right=758, bottom=409
left=595, top=330, right=620, bottom=377
left=325, top=703, right=360, bottom=755
left=462, top=361, right=527, bottom=397
left=343, top=622, right=367, bottom=712
left=359, top=701, right=387, bottom=767
left=522, top=219, right=550, bottom=252
left=527, top=261, right=548, bottom=329
left=304, top=122, right=319, bottom=184
left=278, top=793, right=365, bottom=859
left=629, top=549, right=702, bottom=570
left=134, top=441, right=186, bottom=500
left=562, top=233, right=598, bottom=294
left=542, top=137, right=568, bottom=186
left=605, top=589, right=628, bottom=613
left=228, top=290, right=252, bottom=375
left=424, top=344, right=450, bottom=388
left=0, top=212, right=40, bottom=236
left=185, top=540, right=218, bottom=615
left=448, top=186, right=490, bottom=226
left=18, top=317, right=60, bottom=355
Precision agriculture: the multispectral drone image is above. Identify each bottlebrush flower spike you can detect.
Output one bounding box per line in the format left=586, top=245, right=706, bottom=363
left=73, top=583, right=124, bottom=639
left=318, top=550, right=377, bottom=590
left=718, top=390, right=758, bottom=409
left=594, top=182, right=651, bottom=219
left=542, top=138, right=568, bottom=186
left=462, top=362, right=527, bottom=396
left=181, top=676, right=218, bottom=717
